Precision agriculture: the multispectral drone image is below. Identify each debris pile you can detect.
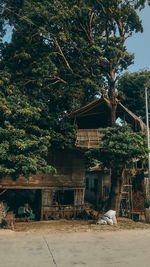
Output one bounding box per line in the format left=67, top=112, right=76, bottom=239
left=0, top=201, right=15, bottom=229
left=0, top=202, right=7, bottom=223
left=97, top=210, right=117, bottom=225
left=76, top=209, right=97, bottom=220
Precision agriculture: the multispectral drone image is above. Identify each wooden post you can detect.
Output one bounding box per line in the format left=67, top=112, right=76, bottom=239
left=41, top=189, right=54, bottom=220
left=41, top=189, right=44, bottom=220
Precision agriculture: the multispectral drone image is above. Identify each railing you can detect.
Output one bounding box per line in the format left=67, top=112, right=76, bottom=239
left=75, top=129, right=103, bottom=149
left=42, top=203, right=90, bottom=220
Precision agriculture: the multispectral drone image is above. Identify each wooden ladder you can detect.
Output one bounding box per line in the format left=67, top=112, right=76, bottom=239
left=120, top=184, right=133, bottom=218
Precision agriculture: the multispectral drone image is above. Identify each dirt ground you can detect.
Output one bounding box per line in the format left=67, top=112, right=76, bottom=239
left=1, top=217, right=150, bottom=233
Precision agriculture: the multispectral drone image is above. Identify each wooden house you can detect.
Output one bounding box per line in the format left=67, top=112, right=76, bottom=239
left=69, top=97, right=147, bottom=215
left=69, top=97, right=147, bottom=148
left=0, top=97, right=147, bottom=220
left=0, top=148, right=85, bottom=220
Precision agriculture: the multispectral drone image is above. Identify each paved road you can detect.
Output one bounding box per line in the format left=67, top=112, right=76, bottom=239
left=0, top=229, right=150, bottom=267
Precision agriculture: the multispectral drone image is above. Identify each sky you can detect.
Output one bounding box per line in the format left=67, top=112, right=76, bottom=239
left=3, top=4, right=150, bottom=74
left=126, top=4, right=150, bottom=72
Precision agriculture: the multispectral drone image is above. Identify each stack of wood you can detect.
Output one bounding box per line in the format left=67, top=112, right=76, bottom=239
left=0, top=202, right=15, bottom=230
left=0, top=202, right=7, bottom=223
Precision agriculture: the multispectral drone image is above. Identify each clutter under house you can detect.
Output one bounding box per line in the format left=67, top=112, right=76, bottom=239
left=0, top=149, right=86, bottom=221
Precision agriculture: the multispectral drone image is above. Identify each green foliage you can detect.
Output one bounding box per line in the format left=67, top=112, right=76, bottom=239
left=117, top=70, right=150, bottom=122
left=0, top=1, right=148, bottom=180
left=1, top=0, right=146, bottom=108
left=1, top=0, right=104, bottom=107
left=85, top=125, right=148, bottom=170
left=0, top=71, right=54, bottom=179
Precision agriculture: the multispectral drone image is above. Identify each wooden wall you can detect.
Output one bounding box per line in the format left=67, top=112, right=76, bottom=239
left=0, top=149, right=85, bottom=189
left=41, top=188, right=85, bottom=220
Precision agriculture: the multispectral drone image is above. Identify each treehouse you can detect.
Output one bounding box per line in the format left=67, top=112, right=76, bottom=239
left=69, top=97, right=147, bottom=216
left=68, top=97, right=147, bottom=148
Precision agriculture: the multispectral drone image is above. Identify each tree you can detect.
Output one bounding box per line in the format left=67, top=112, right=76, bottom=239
left=87, top=0, right=146, bottom=126
left=117, top=70, right=150, bottom=122
left=0, top=0, right=104, bottom=106
left=0, top=0, right=148, bottom=198
left=0, top=70, right=54, bottom=179
left=0, top=1, right=82, bottom=151
left=1, top=0, right=146, bottom=121
left=86, top=125, right=148, bottom=215
left=0, top=0, right=106, bottom=150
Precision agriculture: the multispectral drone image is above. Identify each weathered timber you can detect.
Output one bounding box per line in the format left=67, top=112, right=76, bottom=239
left=0, top=149, right=85, bottom=189
left=41, top=188, right=85, bottom=220
left=0, top=149, right=86, bottom=220
left=75, top=129, right=103, bottom=149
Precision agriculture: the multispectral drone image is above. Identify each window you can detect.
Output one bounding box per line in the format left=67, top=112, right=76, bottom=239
left=53, top=190, right=74, bottom=205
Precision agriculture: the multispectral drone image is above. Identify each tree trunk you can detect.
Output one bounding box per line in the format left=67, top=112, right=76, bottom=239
left=108, top=72, right=117, bottom=127
left=108, top=168, right=125, bottom=216
left=110, top=101, right=117, bottom=127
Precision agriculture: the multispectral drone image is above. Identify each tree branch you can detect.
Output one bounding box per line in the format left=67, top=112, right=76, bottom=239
left=54, top=38, right=73, bottom=73
left=24, top=80, right=36, bottom=85
left=96, top=0, right=106, bottom=14
left=80, top=23, right=91, bottom=41
left=24, top=75, right=67, bottom=86
left=44, top=75, right=67, bottom=84
left=89, top=12, right=95, bottom=41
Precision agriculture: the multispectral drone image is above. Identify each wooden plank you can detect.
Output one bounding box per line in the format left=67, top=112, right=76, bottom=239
left=0, top=149, right=85, bottom=188
left=76, top=129, right=103, bottom=148
left=41, top=190, right=44, bottom=220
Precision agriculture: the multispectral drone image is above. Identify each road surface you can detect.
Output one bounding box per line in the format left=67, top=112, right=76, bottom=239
left=0, top=229, right=150, bottom=267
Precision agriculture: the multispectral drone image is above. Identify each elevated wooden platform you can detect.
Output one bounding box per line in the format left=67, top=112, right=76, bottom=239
left=75, top=129, right=103, bottom=149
